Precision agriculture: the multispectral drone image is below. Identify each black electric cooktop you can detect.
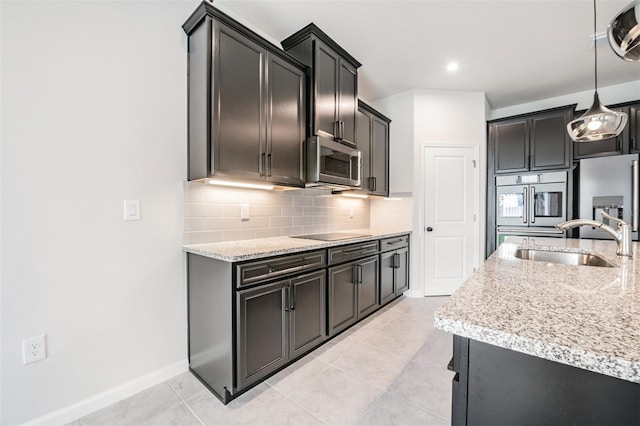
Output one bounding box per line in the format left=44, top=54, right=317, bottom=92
left=290, top=232, right=372, bottom=241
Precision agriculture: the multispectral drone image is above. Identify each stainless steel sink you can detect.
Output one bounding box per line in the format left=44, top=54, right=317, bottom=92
left=514, top=248, right=615, bottom=267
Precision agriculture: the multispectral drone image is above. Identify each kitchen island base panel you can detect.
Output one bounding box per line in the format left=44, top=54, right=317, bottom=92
left=452, top=335, right=640, bottom=426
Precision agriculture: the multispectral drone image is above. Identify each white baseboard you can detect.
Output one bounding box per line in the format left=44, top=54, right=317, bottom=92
left=402, top=289, right=424, bottom=298
left=24, top=359, right=188, bottom=426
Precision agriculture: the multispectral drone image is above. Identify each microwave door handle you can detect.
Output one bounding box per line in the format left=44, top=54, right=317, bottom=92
left=633, top=159, right=638, bottom=232
left=530, top=186, right=536, bottom=224
left=522, top=187, right=528, bottom=224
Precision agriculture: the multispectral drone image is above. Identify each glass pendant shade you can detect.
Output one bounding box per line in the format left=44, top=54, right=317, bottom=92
left=608, top=0, right=640, bottom=62
left=567, top=93, right=628, bottom=142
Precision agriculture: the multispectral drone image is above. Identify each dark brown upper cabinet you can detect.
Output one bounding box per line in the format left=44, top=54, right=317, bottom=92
left=573, top=106, right=630, bottom=159
left=490, top=105, right=575, bottom=173
left=183, top=3, right=307, bottom=187
left=282, top=24, right=361, bottom=147
left=357, top=101, right=390, bottom=197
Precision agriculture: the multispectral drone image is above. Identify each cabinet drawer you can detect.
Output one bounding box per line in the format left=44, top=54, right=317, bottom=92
left=380, top=235, right=409, bottom=252
left=328, top=241, right=379, bottom=265
left=236, top=251, right=326, bottom=288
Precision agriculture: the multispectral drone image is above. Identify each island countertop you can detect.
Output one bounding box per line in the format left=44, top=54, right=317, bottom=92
left=183, top=229, right=411, bottom=262
left=434, top=237, right=640, bottom=384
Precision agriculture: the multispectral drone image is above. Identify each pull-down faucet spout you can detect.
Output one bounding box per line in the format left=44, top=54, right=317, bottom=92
left=556, top=211, right=632, bottom=258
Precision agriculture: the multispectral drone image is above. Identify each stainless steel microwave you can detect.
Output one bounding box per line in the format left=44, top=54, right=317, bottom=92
left=306, top=136, right=361, bottom=189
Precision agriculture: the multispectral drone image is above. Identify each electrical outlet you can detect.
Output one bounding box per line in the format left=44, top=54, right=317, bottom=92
left=349, top=208, right=354, bottom=218
left=240, top=204, right=250, bottom=221
left=23, top=335, right=47, bottom=365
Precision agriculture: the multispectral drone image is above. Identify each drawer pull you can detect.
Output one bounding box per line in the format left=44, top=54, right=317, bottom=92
left=267, top=264, right=306, bottom=276
left=385, top=238, right=404, bottom=245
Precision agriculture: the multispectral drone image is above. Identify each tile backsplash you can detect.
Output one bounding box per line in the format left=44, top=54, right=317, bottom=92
left=183, top=182, right=370, bottom=245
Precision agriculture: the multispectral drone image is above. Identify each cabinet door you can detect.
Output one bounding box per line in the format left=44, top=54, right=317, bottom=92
left=530, top=110, right=571, bottom=170
left=357, top=109, right=372, bottom=190
left=338, top=59, right=358, bottom=146
left=379, top=251, right=396, bottom=306
left=314, top=41, right=339, bottom=140
left=493, top=119, right=529, bottom=173
left=266, top=53, right=305, bottom=187
left=289, top=271, right=327, bottom=359
left=395, top=247, right=409, bottom=295
left=213, top=22, right=266, bottom=181
left=328, top=262, right=358, bottom=335
left=631, top=104, right=640, bottom=153
left=236, top=281, right=288, bottom=389
left=574, top=106, right=629, bottom=159
left=357, top=255, right=380, bottom=318
left=370, top=116, right=389, bottom=196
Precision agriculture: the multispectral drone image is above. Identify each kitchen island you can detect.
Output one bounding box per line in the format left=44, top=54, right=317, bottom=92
left=435, top=237, right=640, bottom=425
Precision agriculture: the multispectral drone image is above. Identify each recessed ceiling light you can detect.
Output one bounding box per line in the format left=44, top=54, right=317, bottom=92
left=446, top=62, right=459, bottom=72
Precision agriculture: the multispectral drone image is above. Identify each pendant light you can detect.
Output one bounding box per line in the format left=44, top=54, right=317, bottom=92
left=567, top=0, right=628, bottom=142
left=608, top=0, right=640, bottom=61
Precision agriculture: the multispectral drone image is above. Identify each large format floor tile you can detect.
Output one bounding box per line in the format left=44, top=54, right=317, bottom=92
left=74, top=296, right=452, bottom=426
left=287, top=365, right=386, bottom=425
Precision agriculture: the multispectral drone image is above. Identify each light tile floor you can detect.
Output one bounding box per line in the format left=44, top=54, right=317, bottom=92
left=72, top=296, right=453, bottom=426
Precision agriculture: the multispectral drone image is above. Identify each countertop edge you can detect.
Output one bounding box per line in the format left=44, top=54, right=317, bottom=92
left=434, top=315, right=640, bottom=384
left=183, top=230, right=412, bottom=262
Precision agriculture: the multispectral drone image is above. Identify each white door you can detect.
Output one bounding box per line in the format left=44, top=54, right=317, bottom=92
left=423, top=145, right=478, bottom=296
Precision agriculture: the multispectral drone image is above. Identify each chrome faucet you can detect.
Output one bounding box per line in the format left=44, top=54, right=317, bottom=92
left=556, top=211, right=632, bottom=258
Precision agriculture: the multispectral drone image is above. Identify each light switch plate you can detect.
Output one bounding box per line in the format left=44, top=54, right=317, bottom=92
left=124, top=200, right=141, bottom=221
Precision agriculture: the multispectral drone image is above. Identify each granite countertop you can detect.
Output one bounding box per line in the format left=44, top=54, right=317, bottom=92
left=434, top=237, right=640, bottom=384
left=183, top=229, right=411, bottom=262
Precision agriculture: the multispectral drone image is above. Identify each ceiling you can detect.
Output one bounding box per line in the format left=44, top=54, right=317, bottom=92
left=215, top=0, right=640, bottom=110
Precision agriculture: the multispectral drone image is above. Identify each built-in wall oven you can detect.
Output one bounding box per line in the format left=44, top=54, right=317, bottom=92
left=495, top=171, right=567, bottom=247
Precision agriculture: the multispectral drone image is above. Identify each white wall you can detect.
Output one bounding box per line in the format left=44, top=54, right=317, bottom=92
left=373, top=91, right=415, bottom=195
left=490, top=80, right=640, bottom=120
left=372, top=90, right=487, bottom=297
left=1, top=1, right=198, bottom=424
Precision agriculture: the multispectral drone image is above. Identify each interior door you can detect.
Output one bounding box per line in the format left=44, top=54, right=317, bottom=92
left=423, top=145, right=478, bottom=296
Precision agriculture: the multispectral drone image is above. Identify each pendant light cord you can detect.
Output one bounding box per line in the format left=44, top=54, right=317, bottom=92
left=593, top=0, right=598, bottom=93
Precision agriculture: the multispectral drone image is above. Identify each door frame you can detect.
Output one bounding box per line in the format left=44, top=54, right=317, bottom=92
left=413, top=143, right=483, bottom=297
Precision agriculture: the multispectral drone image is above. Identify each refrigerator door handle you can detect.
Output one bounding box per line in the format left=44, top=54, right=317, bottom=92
left=633, top=160, right=639, bottom=232
left=522, top=187, right=528, bottom=224
left=530, top=186, right=536, bottom=224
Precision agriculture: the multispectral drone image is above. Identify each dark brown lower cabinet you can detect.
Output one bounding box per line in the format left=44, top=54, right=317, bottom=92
left=237, top=270, right=326, bottom=390
left=380, top=247, right=409, bottom=305
left=450, top=335, right=640, bottom=425
left=328, top=255, right=379, bottom=335
left=187, top=234, right=410, bottom=405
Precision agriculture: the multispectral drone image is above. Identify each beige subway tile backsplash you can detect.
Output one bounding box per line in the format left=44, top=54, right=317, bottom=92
left=183, top=182, right=370, bottom=244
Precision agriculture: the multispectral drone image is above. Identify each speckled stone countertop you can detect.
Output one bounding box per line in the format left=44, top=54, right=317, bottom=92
left=184, top=229, right=411, bottom=262
left=434, top=237, right=640, bottom=384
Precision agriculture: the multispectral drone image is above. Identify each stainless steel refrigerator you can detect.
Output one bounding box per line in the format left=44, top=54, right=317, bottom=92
left=579, top=153, right=639, bottom=240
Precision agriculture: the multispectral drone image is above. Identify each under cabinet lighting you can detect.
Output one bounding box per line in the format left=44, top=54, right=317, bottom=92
left=206, top=179, right=274, bottom=191
left=341, top=193, right=369, bottom=199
